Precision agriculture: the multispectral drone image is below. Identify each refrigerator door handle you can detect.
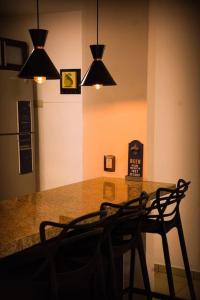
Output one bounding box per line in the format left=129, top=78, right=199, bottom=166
left=0, top=132, right=35, bottom=136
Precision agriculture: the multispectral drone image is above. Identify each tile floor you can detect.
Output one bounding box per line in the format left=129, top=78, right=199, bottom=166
left=123, top=252, right=200, bottom=299
left=123, top=271, right=200, bottom=299
left=154, top=271, right=200, bottom=299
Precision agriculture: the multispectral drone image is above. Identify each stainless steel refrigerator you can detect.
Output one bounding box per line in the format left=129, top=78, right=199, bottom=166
left=0, top=70, right=36, bottom=200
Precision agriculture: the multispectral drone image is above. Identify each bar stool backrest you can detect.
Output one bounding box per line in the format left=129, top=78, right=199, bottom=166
left=146, top=179, right=190, bottom=222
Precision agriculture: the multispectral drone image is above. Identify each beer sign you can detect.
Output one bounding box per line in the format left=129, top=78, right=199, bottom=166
left=126, top=140, right=143, bottom=180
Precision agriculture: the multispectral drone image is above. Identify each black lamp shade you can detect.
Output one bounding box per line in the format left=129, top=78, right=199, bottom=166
left=81, top=45, right=116, bottom=86
left=18, top=29, right=60, bottom=80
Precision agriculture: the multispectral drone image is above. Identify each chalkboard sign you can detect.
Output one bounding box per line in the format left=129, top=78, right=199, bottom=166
left=126, top=140, right=143, bottom=181
left=17, top=101, right=33, bottom=174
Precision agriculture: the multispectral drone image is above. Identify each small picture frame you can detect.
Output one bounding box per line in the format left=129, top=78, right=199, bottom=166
left=60, top=69, right=81, bottom=94
left=104, top=155, right=116, bottom=172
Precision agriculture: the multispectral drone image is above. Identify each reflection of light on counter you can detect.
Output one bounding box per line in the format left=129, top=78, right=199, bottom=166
left=103, top=182, right=115, bottom=201
left=59, top=215, right=72, bottom=224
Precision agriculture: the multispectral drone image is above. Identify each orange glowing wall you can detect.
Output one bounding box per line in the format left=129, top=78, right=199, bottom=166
left=82, top=0, right=148, bottom=180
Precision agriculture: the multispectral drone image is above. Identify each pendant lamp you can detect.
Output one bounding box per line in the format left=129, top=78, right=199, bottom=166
left=18, top=0, right=60, bottom=84
left=81, top=0, right=116, bottom=89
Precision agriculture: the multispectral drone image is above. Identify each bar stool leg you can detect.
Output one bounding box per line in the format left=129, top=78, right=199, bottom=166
left=107, top=237, right=121, bottom=300
left=128, top=248, right=136, bottom=300
left=98, top=254, right=109, bottom=300
left=137, top=234, right=152, bottom=300
left=49, top=261, right=59, bottom=300
left=176, top=215, right=196, bottom=300
left=161, top=233, right=176, bottom=299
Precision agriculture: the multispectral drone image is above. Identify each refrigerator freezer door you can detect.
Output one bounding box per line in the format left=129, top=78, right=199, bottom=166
left=0, top=70, right=34, bottom=134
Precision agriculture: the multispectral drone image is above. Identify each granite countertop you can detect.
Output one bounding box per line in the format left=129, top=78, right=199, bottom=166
left=0, top=177, right=175, bottom=258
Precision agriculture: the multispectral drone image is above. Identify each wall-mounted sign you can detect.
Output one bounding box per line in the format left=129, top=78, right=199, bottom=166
left=126, top=140, right=143, bottom=181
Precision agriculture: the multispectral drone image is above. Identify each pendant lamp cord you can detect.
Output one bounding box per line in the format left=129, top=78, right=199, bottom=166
left=36, top=0, right=40, bottom=29
left=96, top=0, right=99, bottom=45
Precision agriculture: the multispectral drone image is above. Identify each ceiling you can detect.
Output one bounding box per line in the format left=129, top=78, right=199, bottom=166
left=0, top=0, right=83, bottom=16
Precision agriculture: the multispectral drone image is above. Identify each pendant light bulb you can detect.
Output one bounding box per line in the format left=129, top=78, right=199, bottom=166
left=34, top=76, right=46, bottom=84
left=94, top=84, right=102, bottom=90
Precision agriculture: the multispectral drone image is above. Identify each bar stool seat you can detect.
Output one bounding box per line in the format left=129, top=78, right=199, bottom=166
left=142, top=217, right=177, bottom=234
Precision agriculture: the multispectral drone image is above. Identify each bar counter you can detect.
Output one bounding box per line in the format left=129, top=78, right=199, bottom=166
left=0, top=177, right=175, bottom=258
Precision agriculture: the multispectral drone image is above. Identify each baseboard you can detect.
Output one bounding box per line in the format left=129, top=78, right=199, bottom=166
left=154, top=264, right=200, bottom=281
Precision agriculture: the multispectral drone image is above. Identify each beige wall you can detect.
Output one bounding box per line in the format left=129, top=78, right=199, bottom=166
left=36, top=11, right=83, bottom=190
left=147, top=0, right=200, bottom=271
left=82, top=0, right=148, bottom=179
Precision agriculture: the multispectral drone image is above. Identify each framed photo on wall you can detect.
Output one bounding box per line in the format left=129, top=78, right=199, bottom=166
left=60, top=69, right=81, bottom=94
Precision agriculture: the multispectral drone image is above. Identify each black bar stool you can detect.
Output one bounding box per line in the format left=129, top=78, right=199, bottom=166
left=39, top=210, right=113, bottom=300
left=101, top=192, right=152, bottom=300
left=142, top=179, right=196, bottom=300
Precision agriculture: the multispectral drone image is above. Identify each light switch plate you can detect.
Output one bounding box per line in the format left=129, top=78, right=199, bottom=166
left=104, top=155, right=115, bottom=172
